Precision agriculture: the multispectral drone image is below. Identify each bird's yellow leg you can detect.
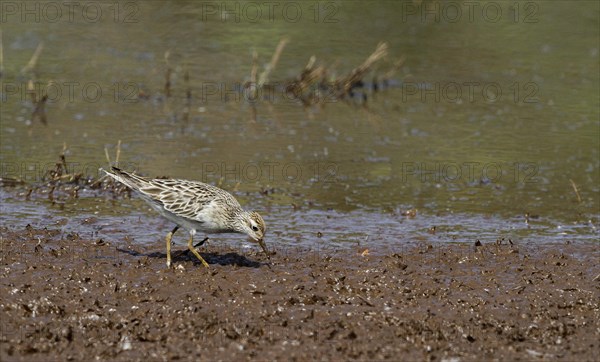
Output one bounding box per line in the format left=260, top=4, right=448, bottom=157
left=165, top=226, right=179, bottom=268
left=188, top=235, right=210, bottom=268
left=165, top=232, right=173, bottom=268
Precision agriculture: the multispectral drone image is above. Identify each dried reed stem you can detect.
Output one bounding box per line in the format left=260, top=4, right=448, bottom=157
left=21, top=42, right=44, bottom=74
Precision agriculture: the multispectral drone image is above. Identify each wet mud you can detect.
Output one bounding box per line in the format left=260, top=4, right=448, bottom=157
left=1, top=226, right=599, bottom=361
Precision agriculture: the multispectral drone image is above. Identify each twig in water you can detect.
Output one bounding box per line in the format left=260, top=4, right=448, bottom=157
left=104, top=140, right=122, bottom=168
left=569, top=179, right=582, bottom=203
left=32, top=95, right=48, bottom=125
left=381, top=56, right=406, bottom=85
left=184, top=70, right=191, bottom=102
left=247, top=49, right=259, bottom=100
left=164, top=50, right=172, bottom=98
left=115, top=140, right=122, bottom=167
left=251, top=50, right=258, bottom=85
left=21, top=42, right=44, bottom=74
left=60, top=143, right=69, bottom=174
left=258, top=38, right=289, bottom=87
left=337, top=42, right=388, bottom=96
left=27, top=80, right=48, bottom=125
left=104, top=147, right=112, bottom=168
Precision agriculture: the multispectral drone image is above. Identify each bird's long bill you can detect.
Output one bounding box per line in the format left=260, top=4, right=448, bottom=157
left=257, top=239, right=270, bottom=259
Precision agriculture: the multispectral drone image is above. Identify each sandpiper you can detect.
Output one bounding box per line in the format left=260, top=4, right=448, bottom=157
left=102, top=167, right=268, bottom=268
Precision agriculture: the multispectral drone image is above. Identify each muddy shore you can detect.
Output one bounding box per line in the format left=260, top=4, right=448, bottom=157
left=0, top=226, right=598, bottom=361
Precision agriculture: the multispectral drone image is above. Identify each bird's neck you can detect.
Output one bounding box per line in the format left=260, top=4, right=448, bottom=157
left=232, top=210, right=250, bottom=234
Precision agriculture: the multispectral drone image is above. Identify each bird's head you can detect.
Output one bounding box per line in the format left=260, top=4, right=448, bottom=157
left=240, top=211, right=269, bottom=259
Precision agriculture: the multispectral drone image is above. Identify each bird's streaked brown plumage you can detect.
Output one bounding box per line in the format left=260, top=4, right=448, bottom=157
left=102, top=167, right=268, bottom=268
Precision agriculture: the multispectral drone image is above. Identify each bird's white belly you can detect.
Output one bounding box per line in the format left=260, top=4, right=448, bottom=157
left=150, top=203, right=231, bottom=234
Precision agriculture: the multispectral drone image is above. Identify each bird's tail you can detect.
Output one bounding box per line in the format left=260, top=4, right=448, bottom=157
left=101, top=166, right=150, bottom=191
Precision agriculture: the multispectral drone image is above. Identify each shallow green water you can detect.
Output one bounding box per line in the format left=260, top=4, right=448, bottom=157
left=1, top=1, right=598, bottom=246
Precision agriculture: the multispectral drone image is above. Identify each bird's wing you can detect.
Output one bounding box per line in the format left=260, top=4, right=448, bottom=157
left=137, top=179, right=227, bottom=221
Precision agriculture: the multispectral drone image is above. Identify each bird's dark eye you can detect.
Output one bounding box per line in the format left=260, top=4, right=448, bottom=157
left=252, top=226, right=259, bottom=231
